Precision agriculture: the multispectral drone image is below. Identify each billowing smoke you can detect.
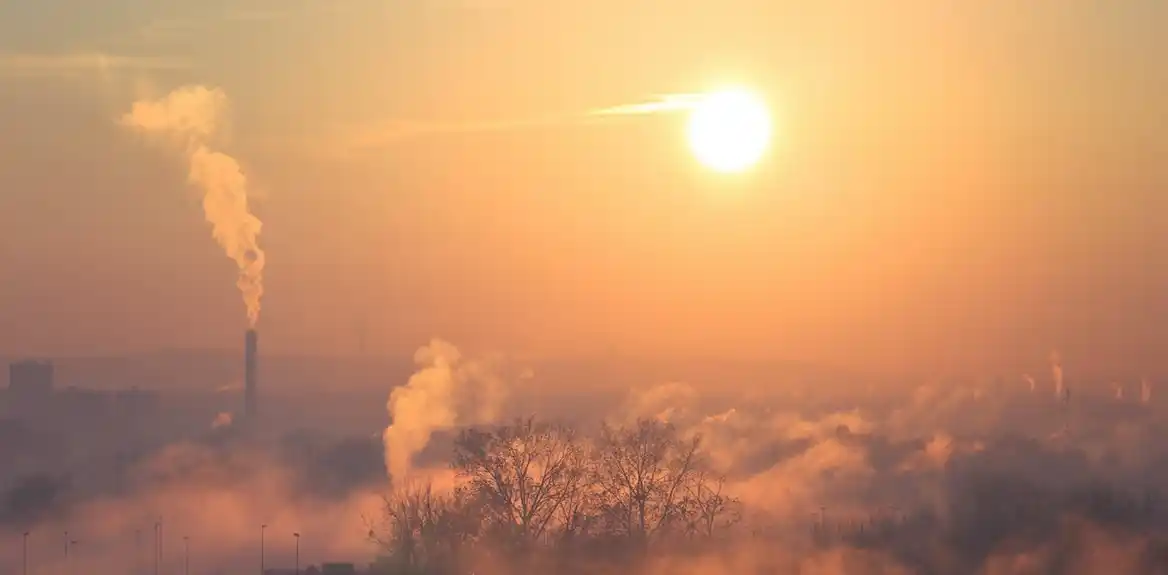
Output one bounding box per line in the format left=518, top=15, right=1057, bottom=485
left=381, top=339, right=508, bottom=484
left=120, top=85, right=266, bottom=327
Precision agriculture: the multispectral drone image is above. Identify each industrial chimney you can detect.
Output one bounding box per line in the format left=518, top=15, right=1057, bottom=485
left=244, top=329, right=258, bottom=420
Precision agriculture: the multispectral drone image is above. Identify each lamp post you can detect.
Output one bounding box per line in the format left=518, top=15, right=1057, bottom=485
left=183, top=536, right=190, bottom=575
left=293, top=532, right=300, bottom=575
left=260, top=524, right=267, bottom=575
left=158, top=519, right=164, bottom=572
left=65, top=538, right=79, bottom=574
left=22, top=531, right=29, bottom=575
left=153, top=520, right=163, bottom=575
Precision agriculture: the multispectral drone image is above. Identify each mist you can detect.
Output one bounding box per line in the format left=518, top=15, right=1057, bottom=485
left=5, top=341, right=1168, bottom=574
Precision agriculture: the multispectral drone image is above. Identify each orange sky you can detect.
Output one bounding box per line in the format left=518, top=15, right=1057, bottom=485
left=1, top=1, right=1166, bottom=375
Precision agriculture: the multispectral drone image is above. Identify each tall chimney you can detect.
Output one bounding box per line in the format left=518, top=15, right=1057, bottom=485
left=244, top=329, right=258, bottom=420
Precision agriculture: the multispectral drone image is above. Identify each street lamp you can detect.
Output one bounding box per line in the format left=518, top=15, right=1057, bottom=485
left=153, top=520, right=163, bottom=575
left=260, top=524, right=267, bottom=575
left=66, top=538, right=79, bottom=574
left=293, top=532, right=300, bottom=575
left=158, top=519, right=164, bottom=572
left=183, top=536, right=190, bottom=575
left=22, top=531, right=29, bottom=575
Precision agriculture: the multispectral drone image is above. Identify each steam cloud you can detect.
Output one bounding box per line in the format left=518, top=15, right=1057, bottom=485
left=211, top=412, right=233, bottom=429
left=1050, top=350, right=1065, bottom=400
left=120, top=85, right=266, bottom=327
left=381, top=339, right=507, bottom=484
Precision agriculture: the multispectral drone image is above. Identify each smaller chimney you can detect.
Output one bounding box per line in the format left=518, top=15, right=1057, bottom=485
left=244, top=329, right=258, bottom=419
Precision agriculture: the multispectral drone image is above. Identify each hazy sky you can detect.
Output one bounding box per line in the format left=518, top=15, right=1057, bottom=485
left=1, top=0, right=1166, bottom=374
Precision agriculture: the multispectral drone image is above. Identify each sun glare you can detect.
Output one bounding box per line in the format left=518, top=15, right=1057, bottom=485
left=686, top=88, right=772, bottom=174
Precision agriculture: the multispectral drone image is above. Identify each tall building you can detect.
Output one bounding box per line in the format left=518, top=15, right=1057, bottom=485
left=8, top=360, right=54, bottom=415
left=9, top=360, right=53, bottom=393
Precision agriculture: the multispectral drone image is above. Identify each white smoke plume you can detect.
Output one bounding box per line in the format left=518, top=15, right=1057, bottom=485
left=615, top=381, right=700, bottom=425
left=1113, top=382, right=1125, bottom=401
left=120, top=85, right=266, bottom=327
left=382, top=339, right=508, bottom=485
left=1050, top=350, right=1064, bottom=400
left=1142, top=378, right=1153, bottom=404
left=1023, top=373, right=1036, bottom=393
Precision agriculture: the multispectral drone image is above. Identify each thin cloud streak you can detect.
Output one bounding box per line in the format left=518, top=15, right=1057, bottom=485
left=319, top=93, right=711, bottom=157
left=0, top=52, right=191, bottom=77
left=589, top=93, right=709, bottom=116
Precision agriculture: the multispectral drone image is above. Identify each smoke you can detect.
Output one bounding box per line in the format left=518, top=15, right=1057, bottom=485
left=1050, top=350, right=1065, bottom=399
left=10, top=345, right=1168, bottom=573
left=381, top=339, right=509, bottom=484
left=211, top=412, right=233, bottom=429
left=119, top=85, right=266, bottom=327
left=1024, top=373, right=1036, bottom=393
left=0, top=438, right=386, bottom=574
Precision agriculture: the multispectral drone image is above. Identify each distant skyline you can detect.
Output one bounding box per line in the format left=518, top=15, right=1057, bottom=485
left=2, top=1, right=1167, bottom=375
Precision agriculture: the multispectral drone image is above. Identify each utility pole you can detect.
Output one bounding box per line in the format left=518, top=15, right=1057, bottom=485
left=260, top=524, right=267, bottom=575
left=22, top=531, right=29, bottom=575
left=183, top=536, right=190, bottom=575
left=293, top=532, right=300, bottom=574
left=158, top=519, right=164, bottom=573
left=153, top=521, right=161, bottom=575
left=65, top=537, right=78, bottom=574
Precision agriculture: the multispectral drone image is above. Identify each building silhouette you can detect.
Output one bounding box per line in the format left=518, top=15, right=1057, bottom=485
left=7, top=359, right=54, bottom=414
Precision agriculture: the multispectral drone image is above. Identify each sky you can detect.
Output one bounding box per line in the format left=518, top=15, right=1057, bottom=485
left=0, top=0, right=1166, bottom=375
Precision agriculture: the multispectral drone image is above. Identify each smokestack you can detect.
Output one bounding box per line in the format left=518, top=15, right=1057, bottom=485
left=244, top=329, right=258, bottom=419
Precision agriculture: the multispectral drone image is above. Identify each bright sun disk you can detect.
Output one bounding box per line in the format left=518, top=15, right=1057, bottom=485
left=686, top=88, right=772, bottom=173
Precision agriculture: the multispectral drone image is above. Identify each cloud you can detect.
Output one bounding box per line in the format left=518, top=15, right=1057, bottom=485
left=0, top=52, right=190, bottom=77
left=298, top=93, right=711, bottom=160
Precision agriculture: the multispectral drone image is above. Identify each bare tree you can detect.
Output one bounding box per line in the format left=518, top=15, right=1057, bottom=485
left=590, top=418, right=702, bottom=544
left=684, top=471, right=742, bottom=539
left=555, top=441, right=600, bottom=542
left=365, top=483, right=476, bottom=574
left=452, top=417, right=585, bottom=548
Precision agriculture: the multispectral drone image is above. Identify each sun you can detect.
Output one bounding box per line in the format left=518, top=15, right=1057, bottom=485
left=686, top=88, right=772, bottom=173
